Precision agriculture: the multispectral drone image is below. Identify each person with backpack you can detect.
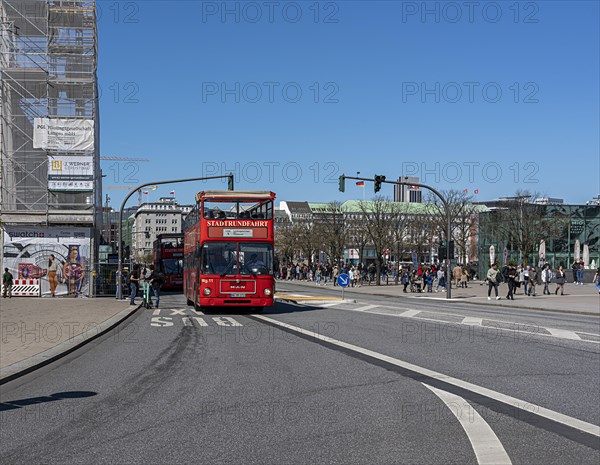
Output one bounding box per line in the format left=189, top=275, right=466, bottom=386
left=2, top=268, right=14, bottom=298
left=486, top=263, right=501, bottom=300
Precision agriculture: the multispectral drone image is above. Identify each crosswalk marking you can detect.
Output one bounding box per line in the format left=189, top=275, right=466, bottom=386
left=353, top=305, right=379, bottom=312
left=462, top=317, right=483, bottom=326
left=399, top=309, right=421, bottom=318
left=546, top=328, right=581, bottom=340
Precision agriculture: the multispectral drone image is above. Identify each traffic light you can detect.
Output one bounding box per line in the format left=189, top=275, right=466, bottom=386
left=374, top=174, right=386, bottom=193
left=338, top=175, right=345, bottom=192
left=228, top=173, right=234, bottom=191
left=439, top=240, right=454, bottom=260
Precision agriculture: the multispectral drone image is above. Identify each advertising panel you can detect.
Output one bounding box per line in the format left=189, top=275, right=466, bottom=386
left=2, top=227, right=91, bottom=297
left=47, top=155, right=94, bottom=191
left=33, top=118, right=95, bottom=151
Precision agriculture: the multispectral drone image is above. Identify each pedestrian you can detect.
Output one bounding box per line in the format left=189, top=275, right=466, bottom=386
left=401, top=269, right=410, bottom=293
left=594, top=268, right=600, bottom=294
left=460, top=268, right=468, bottom=288
left=571, top=260, right=578, bottom=285
left=129, top=264, right=140, bottom=305
left=148, top=264, right=164, bottom=308
left=541, top=263, right=552, bottom=294
left=523, top=266, right=530, bottom=295
left=504, top=264, right=518, bottom=300
left=554, top=265, right=566, bottom=295
left=517, top=266, right=525, bottom=295
left=486, top=263, right=501, bottom=300
left=528, top=267, right=538, bottom=296
left=2, top=267, right=14, bottom=298
left=47, top=254, right=60, bottom=297
left=452, top=264, right=461, bottom=287
left=576, top=259, right=585, bottom=285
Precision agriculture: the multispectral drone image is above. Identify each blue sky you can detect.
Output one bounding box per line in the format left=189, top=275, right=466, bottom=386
left=97, top=1, right=600, bottom=208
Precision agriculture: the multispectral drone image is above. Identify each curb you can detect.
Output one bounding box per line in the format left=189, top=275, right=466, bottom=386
left=0, top=302, right=143, bottom=385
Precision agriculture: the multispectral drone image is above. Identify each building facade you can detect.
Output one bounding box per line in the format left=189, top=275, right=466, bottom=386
left=0, top=1, right=100, bottom=296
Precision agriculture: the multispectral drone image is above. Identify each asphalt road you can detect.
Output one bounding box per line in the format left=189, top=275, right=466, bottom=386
left=1, top=286, right=598, bottom=464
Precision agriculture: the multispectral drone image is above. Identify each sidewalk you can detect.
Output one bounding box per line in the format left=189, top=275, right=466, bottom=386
left=0, top=297, right=139, bottom=382
left=278, top=279, right=600, bottom=316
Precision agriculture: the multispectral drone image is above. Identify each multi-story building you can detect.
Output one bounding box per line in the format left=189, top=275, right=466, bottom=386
left=0, top=1, right=100, bottom=296
left=130, top=198, right=193, bottom=263
left=393, top=176, right=422, bottom=203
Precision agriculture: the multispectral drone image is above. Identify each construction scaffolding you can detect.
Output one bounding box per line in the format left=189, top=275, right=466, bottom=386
left=0, top=1, right=100, bottom=296
left=0, top=0, right=100, bottom=223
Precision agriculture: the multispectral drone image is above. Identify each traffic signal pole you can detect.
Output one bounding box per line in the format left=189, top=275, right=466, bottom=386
left=117, top=174, right=234, bottom=301
left=339, top=174, right=452, bottom=299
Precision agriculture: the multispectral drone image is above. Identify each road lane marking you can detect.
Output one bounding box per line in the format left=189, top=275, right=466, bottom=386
left=152, top=308, right=160, bottom=316
left=169, top=309, right=186, bottom=316
left=252, top=314, right=600, bottom=444
left=182, top=317, right=192, bottom=327
left=354, top=305, right=379, bottom=312
left=189, top=308, right=205, bottom=316
left=462, top=317, right=483, bottom=326
left=546, top=328, right=581, bottom=341
left=193, top=317, right=209, bottom=327
left=320, top=302, right=345, bottom=308
left=327, top=305, right=600, bottom=344
left=423, top=384, right=512, bottom=465
left=400, top=309, right=421, bottom=318
left=150, top=317, right=173, bottom=327
left=213, top=317, right=242, bottom=327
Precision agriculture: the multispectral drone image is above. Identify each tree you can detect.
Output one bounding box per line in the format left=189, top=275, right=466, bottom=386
left=487, top=190, right=567, bottom=265
left=357, top=197, right=404, bottom=285
left=316, top=201, right=347, bottom=264
left=428, top=189, right=478, bottom=263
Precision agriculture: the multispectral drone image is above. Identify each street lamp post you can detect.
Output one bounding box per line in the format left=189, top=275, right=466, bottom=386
left=339, top=174, right=453, bottom=299
left=117, top=174, right=233, bottom=300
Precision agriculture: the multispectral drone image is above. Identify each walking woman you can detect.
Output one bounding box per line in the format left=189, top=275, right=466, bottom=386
left=47, top=254, right=60, bottom=297
left=554, top=265, right=566, bottom=295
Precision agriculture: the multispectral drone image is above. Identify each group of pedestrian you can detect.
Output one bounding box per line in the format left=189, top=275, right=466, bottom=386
left=127, top=264, right=164, bottom=308
left=399, top=264, right=447, bottom=293
left=486, top=262, right=596, bottom=300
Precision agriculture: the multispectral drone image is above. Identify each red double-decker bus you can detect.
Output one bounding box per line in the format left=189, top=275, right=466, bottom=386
left=183, top=191, right=276, bottom=310
left=152, top=233, right=184, bottom=290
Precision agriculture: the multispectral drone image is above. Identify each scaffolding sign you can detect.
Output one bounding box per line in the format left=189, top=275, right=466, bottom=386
left=48, top=155, right=94, bottom=191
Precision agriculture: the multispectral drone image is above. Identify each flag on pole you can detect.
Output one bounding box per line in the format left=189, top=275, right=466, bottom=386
left=170, top=190, right=175, bottom=195
left=474, top=189, right=479, bottom=194
left=412, top=185, right=419, bottom=190
left=142, top=191, right=149, bottom=195
left=463, top=189, right=469, bottom=193
left=356, top=181, right=365, bottom=187
left=150, top=185, right=157, bottom=191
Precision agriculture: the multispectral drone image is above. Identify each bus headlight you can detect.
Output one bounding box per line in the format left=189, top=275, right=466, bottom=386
left=264, top=288, right=272, bottom=296
left=203, top=288, right=212, bottom=296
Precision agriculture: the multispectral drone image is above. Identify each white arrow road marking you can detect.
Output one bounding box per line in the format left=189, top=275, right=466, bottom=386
left=462, top=317, right=483, bottom=326
left=213, top=317, right=242, bottom=327
left=252, top=314, right=600, bottom=439
left=546, top=328, right=581, bottom=340
left=423, top=383, right=512, bottom=465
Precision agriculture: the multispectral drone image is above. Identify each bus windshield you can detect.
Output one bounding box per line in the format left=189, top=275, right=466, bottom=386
left=162, top=258, right=183, bottom=274
left=201, top=242, right=273, bottom=276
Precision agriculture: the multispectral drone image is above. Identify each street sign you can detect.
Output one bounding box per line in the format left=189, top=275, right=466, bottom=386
left=337, top=273, right=349, bottom=288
